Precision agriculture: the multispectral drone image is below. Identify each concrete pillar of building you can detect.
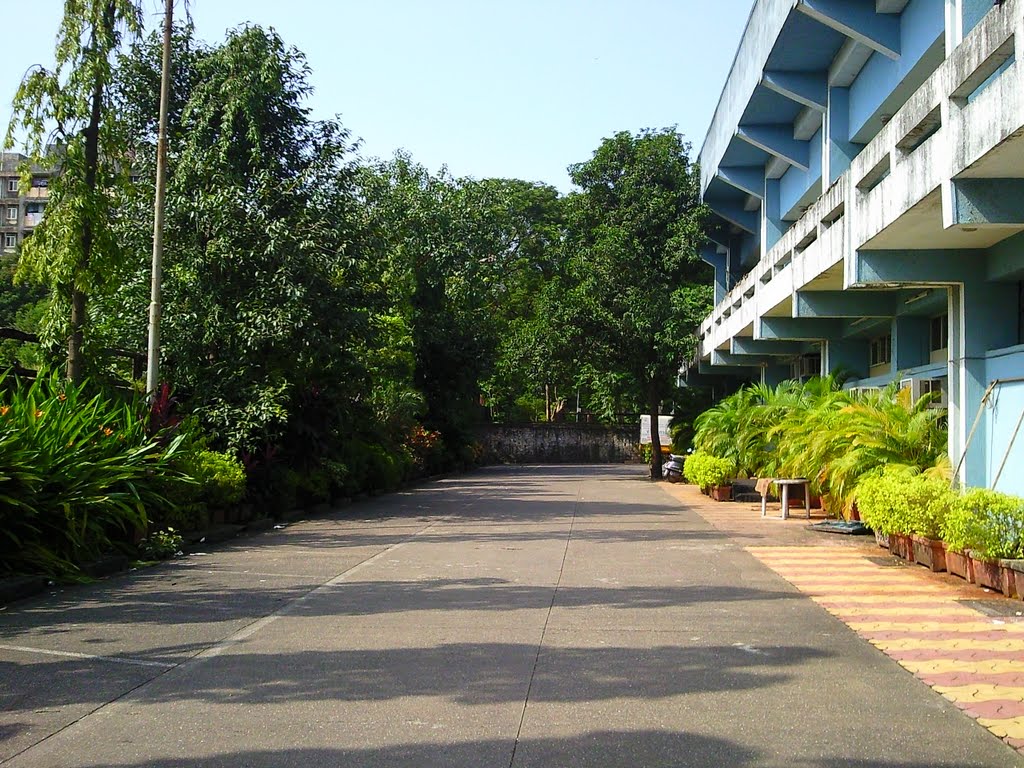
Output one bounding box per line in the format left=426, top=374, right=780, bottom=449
left=762, top=364, right=792, bottom=387
left=825, top=87, right=861, bottom=186
left=824, top=338, right=870, bottom=380
left=945, top=0, right=963, bottom=51
left=893, top=316, right=930, bottom=371
left=762, top=179, right=785, bottom=255
left=952, top=280, right=1019, bottom=488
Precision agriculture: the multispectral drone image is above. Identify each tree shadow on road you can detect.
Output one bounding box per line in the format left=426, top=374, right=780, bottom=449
left=58, top=730, right=1004, bottom=768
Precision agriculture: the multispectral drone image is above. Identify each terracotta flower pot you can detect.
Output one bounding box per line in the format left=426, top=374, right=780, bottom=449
left=911, top=536, right=947, bottom=573
left=889, top=533, right=915, bottom=563
left=1002, top=560, right=1024, bottom=601
left=945, top=549, right=972, bottom=581
left=970, top=555, right=1004, bottom=592
left=998, top=560, right=1022, bottom=599
left=710, top=485, right=732, bottom=502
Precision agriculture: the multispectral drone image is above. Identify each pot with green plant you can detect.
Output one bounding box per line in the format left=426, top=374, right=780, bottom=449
left=683, top=451, right=735, bottom=502
left=943, top=489, right=1024, bottom=594
left=907, top=477, right=955, bottom=572
left=856, top=469, right=953, bottom=569
left=856, top=469, right=914, bottom=562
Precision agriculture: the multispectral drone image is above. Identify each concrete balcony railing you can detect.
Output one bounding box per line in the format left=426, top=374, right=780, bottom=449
left=700, top=0, right=1022, bottom=360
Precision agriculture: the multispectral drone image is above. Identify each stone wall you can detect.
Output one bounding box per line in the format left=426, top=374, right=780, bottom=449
left=476, top=424, right=640, bottom=464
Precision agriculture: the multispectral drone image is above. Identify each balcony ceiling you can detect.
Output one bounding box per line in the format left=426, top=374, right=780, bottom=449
left=764, top=12, right=848, bottom=72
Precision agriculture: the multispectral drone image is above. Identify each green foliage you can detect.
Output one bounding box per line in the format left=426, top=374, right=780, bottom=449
left=668, top=387, right=715, bottom=453
left=5, top=0, right=144, bottom=380
left=563, top=129, right=712, bottom=474
left=188, top=450, right=246, bottom=509
left=0, top=372, right=184, bottom=576
left=693, top=378, right=949, bottom=518
left=683, top=450, right=735, bottom=490
left=139, top=527, right=183, bottom=560
left=855, top=468, right=955, bottom=538
left=941, top=489, right=1024, bottom=559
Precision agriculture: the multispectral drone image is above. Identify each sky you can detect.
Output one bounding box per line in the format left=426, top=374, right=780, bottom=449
left=2, top=0, right=753, bottom=192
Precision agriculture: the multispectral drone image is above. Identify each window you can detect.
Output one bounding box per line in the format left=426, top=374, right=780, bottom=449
left=3, top=234, right=15, bottom=249
left=6, top=179, right=17, bottom=193
left=930, top=314, right=948, bottom=352
left=870, top=334, right=892, bottom=367
left=31, top=177, right=48, bottom=188
left=5, top=206, right=17, bottom=223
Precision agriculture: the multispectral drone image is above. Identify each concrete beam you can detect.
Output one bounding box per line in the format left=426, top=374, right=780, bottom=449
left=794, top=290, right=899, bottom=318
left=707, top=198, right=759, bottom=234
left=855, top=249, right=978, bottom=286
left=717, top=166, right=765, bottom=199
left=712, top=350, right=771, bottom=367
left=698, top=358, right=764, bottom=376
left=731, top=337, right=807, bottom=356
left=950, top=179, right=1024, bottom=228
left=797, top=0, right=901, bottom=60
left=761, top=71, right=828, bottom=113
left=758, top=317, right=845, bottom=341
left=736, top=125, right=811, bottom=171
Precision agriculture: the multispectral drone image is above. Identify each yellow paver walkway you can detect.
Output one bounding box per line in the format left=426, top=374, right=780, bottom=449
left=663, top=482, right=1024, bottom=755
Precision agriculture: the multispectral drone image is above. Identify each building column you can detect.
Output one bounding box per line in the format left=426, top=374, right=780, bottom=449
left=825, top=87, right=861, bottom=186
left=951, top=280, right=1019, bottom=488
left=893, top=316, right=930, bottom=372
left=824, top=338, right=869, bottom=380
left=762, top=364, right=791, bottom=387
left=762, top=179, right=785, bottom=255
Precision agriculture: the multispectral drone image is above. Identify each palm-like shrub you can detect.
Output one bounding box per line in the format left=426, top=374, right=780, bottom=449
left=693, top=378, right=948, bottom=518
left=0, top=373, right=186, bottom=577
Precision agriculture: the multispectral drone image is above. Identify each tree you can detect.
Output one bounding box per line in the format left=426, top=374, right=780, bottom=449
left=5, top=0, right=143, bottom=381
left=566, top=129, right=712, bottom=478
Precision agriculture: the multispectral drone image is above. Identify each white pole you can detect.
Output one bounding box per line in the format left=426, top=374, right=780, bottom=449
left=146, top=0, right=173, bottom=395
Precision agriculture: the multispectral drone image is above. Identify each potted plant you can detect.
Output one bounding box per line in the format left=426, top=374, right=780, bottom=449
left=683, top=451, right=735, bottom=502
left=940, top=504, right=974, bottom=581
left=906, top=476, right=955, bottom=572
left=944, top=489, right=1024, bottom=595
left=856, top=469, right=915, bottom=563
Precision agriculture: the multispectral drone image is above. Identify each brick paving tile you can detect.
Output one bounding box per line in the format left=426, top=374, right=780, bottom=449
left=662, top=483, right=1024, bottom=757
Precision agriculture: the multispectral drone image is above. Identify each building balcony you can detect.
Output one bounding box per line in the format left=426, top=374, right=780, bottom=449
left=699, top=0, right=1024, bottom=361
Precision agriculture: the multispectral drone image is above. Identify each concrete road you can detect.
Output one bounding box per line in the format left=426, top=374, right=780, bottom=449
left=1, top=465, right=1020, bottom=767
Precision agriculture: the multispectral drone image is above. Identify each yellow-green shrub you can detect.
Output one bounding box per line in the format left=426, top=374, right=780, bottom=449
left=941, top=489, right=1024, bottom=559
left=856, top=469, right=954, bottom=538
left=683, top=451, right=735, bottom=489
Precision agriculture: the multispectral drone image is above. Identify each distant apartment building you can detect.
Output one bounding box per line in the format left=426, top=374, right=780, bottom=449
left=692, top=0, right=1024, bottom=494
left=0, top=153, right=51, bottom=255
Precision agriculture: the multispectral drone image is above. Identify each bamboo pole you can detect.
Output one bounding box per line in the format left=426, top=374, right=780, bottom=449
left=146, top=0, right=173, bottom=395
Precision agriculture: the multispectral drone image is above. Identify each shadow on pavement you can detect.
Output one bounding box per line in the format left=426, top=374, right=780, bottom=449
left=1, top=580, right=799, bottom=637
left=62, top=730, right=991, bottom=768
left=133, top=641, right=832, bottom=706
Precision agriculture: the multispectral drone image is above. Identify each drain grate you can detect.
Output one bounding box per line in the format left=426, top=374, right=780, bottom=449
left=958, top=599, right=1024, bottom=619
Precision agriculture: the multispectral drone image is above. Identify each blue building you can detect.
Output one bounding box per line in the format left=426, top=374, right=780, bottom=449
left=694, top=0, right=1024, bottom=494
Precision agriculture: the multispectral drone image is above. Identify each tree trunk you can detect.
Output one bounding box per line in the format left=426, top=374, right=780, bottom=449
left=66, top=0, right=114, bottom=381
left=67, top=289, right=87, bottom=382
left=648, top=385, right=663, bottom=480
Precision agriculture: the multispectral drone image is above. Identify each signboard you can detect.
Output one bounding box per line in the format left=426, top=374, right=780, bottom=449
left=639, top=415, right=673, bottom=445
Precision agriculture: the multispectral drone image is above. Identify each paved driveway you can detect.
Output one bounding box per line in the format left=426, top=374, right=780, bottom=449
left=1, top=465, right=1019, bottom=767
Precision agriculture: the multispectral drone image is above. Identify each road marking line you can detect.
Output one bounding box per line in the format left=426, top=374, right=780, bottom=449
left=0, top=644, right=174, bottom=669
